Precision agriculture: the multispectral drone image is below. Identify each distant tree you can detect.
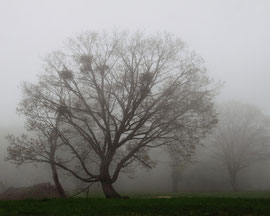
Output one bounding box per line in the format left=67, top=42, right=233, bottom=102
left=209, top=101, right=270, bottom=191
left=7, top=31, right=219, bottom=198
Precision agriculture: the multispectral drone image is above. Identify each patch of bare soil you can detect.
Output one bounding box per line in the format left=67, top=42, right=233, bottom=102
left=154, top=196, right=173, bottom=199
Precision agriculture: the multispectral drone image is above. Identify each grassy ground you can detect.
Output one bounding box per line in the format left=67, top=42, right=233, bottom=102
left=1, top=192, right=270, bottom=215
left=127, top=191, right=270, bottom=199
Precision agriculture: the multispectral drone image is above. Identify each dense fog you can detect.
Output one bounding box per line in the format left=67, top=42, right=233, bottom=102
left=1, top=0, right=270, bottom=196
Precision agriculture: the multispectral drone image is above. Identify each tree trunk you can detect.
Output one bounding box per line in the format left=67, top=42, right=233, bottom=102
left=101, top=182, right=121, bottom=198
left=51, top=163, right=67, bottom=198
left=100, top=159, right=122, bottom=199
left=171, top=177, right=179, bottom=193
left=171, top=168, right=179, bottom=193
left=49, top=115, right=67, bottom=198
left=230, top=172, right=238, bottom=192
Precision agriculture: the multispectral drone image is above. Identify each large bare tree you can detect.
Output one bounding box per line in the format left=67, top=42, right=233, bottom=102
left=209, top=101, right=270, bottom=191
left=7, top=31, right=218, bottom=198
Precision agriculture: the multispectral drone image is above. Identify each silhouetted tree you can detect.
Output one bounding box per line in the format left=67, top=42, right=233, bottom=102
left=7, top=31, right=218, bottom=198
left=209, top=101, right=270, bottom=191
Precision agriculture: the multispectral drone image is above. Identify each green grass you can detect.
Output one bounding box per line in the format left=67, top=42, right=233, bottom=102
left=122, top=190, right=270, bottom=199
left=1, top=193, right=270, bottom=215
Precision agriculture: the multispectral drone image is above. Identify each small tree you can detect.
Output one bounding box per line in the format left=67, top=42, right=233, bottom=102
left=6, top=113, right=67, bottom=198
left=209, top=101, right=270, bottom=191
left=7, top=31, right=219, bottom=198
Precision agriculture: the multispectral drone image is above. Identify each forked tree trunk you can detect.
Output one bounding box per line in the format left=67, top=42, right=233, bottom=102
left=101, top=182, right=121, bottom=198
left=100, top=159, right=122, bottom=199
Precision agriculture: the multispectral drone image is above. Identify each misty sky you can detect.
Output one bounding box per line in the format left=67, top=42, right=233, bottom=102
left=0, top=0, right=270, bottom=127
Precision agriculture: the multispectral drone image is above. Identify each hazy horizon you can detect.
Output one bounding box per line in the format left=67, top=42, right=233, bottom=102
left=0, top=0, right=270, bottom=128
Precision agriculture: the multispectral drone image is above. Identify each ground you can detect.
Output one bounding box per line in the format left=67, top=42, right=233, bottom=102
left=1, top=192, right=270, bottom=215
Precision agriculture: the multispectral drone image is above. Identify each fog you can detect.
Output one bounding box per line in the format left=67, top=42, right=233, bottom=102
left=1, top=0, right=270, bottom=195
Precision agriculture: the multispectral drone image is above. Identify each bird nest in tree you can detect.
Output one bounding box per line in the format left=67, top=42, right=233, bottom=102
left=57, top=105, right=70, bottom=115
left=79, top=55, right=92, bottom=64
left=59, top=70, right=73, bottom=80
left=79, top=55, right=93, bottom=73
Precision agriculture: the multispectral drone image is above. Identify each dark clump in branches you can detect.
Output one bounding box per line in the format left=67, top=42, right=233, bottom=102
left=59, top=69, right=73, bottom=80
left=79, top=54, right=93, bottom=73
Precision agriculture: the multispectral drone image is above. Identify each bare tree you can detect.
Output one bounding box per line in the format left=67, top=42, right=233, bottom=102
left=209, top=101, right=270, bottom=191
left=7, top=31, right=218, bottom=198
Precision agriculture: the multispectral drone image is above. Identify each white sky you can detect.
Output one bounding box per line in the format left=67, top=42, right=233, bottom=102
left=1, top=0, right=270, bottom=127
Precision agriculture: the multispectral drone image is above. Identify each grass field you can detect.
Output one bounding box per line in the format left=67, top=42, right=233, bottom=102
left=1, top=192, right=270, bottom=215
